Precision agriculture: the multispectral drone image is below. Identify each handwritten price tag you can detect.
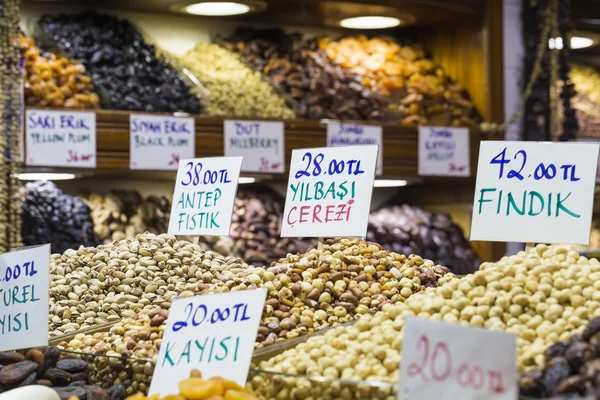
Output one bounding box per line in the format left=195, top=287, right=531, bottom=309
left=418, top=126, right=470, bottom=177
left=130, top=114, right=195, bottom=170
left=326, top=122, right=382, bottom=175
left=25, top=110, right=96, bottom=167
left=168, top=157, right=242, bottom=236
left=281, top=145, right=377, bottom=238
left=470, top=141, right=599, bottom=244
left=0, top=244, right=50, bottom=351
left=399, top=317, right=517, bottom=400
left=224, top=120, right=284, bottom=173
left=148, top=289, right=267, bottom=397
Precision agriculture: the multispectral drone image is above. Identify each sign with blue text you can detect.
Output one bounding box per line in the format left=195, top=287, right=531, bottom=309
left=327, top=122, right=382, bottom=175
left=281, top=145, right=378, bottom=238
left=168, top=157, right=243, bottom=236
left=148, top=289, right=267, bottom=397
left=130, top=114, right=195, bottom=170
left=224, top=120, right=284, bottom=173
left=418, top=126, right=470, bottom=177
left=0, top=244, right=50, bottom=351
left=26, top=110, right=96, bottom=167
left=470, top=141, right=600, bottom=244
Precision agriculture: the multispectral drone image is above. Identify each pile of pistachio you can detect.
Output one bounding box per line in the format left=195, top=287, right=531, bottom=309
left=251, top=244, right=600, bottom=399
left=49, top=233, right=247, bottom=337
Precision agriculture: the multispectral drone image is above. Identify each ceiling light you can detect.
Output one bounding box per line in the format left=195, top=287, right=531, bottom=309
left=373, top=179, right=408, bottom=188
left=185, top=2, right=251, bottom=16
left=238, top=177, right=256, bottom=184
left=17, top=173, right=77, bottom=181
left=549, top=36, right=595, bottom=50
left=339, top=16, right=401, bottom=29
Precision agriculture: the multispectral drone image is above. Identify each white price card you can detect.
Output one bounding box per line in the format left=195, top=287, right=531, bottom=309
left=281, top=145, right=378, bottom=238
left=470, top=141, right=600, bottom=244
left=0, top=244, right=50, bottom=351
left=418, top=126, right=470, bottom=177
left=130, top=114, right=195, bottom=170
left=168, top=157, right=242, bottom=236
left=327, top=122, right=383, bottom=176
left=26, top=109, right=96, bottom=167
left=148, top=289, right=267, bottom=397
left=224, top=120, right=284, bottom=173
left=399, top=317, right=517, bottom=400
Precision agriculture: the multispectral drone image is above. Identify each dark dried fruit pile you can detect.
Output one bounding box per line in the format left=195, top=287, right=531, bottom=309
left=0, top=347, right=126, bottom=399
left=367, top=204, right=479, bottom=274
left=225, top=27, right=388, bottom=121
left=519, top=317, right=600, bottom=398
left=21, top=181, right=99, bottom=254
left=39, top=12, right=201, bottom=113
left=231, top=187, right=315, bottom=266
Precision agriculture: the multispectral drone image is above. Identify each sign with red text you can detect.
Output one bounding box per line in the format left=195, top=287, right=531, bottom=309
left=224, top=120, right=284, bottom=173
left=0, top=244, right=50, bottom=351
left=130, top=114, right=195, bottom=170
left=418, top=126, right=470, bottom=177
left=148, top=289, right=267, bottom=397
left=25, top=110, right=96, bottom=167
left=168, top=157, right=242, bottom=236
left=470, top=141, right=599, bottom=244
left=281, top=145, right=378, bottom=237
left=399, top=317, right=517, bottom=400
left=327, top=122, right=382, bottom=175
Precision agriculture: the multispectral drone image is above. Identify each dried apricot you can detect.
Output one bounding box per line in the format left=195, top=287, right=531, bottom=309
left=179, top=378, right=220, bottom=399
left=223, top=390, right=258, bottom=400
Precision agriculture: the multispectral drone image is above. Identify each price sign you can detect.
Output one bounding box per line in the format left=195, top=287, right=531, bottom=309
left=0, top=244, right=50, bottom=351
left=418, top=126, right=470, bottom=177
left=168, top=157, right=242, bottom=236
left=224, top=120, right=284, bottom=173
left=281, top=145, right=378, bottom=238
left=25, top=109, right=96, bottom=167
left=471, top=141, right=599, bottom=244
left=399, top=317, right=517, bottom=400
left=148, top=289, right=267, bottom=397
left=327, top=122, right=383, bottom=175
left=130, top=114, right=195, bottom=170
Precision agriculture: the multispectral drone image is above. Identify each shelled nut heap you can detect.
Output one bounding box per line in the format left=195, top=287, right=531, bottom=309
left=57, top=236, right=450, bottom=393
left=0, top=347, right=126, bottom=399
left=252, top=245, right=600, bottom=399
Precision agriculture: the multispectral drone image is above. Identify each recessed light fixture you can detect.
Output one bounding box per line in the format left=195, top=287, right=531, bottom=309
left=373, top=179, right=408, bottom=188
left=549, top=36, right=595, bottom=50
left=339, top=16, right=401, bottom=29
left=17, top=172, right=77, bottom=181
left=238, top=177, right=256, bottom=184
left=185, top=2, right=251, bottom=16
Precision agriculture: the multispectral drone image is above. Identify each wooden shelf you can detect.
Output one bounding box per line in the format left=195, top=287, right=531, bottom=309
left=25, top=109, right=493, bottom=182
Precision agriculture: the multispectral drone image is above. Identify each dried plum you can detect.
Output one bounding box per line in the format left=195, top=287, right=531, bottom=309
left=565, top=342, right=596, bottom=371
left=21, top=181, right=99, bottom=253
left=39, top=12, right=201, bottom=114
left=545, top=342, right=568, bottom=361
left=582, top=317, right=600, bottom=342
left=543, top=357, right=571, bottom=395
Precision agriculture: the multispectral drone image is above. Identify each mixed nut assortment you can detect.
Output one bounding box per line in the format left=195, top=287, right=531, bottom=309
left=231, top=188, right=314, bottom=266
left=0, top=347, right=126, bottom=399
left=21, top=181, right=99, bottom=254
left=519, top=316, right=600, bottom=398
left=19, top=36, right=100, bottom=109
left=319, top=35, right=480, bottom=127
left=252, top=244, right=600, bottom=398
left=367, top=204, right=480, bottom=275
left=179, top=43, right=294, bottom=119
left=225, top=27, right=389, bottom=121
left=39, top=12, right=201, bottom=113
